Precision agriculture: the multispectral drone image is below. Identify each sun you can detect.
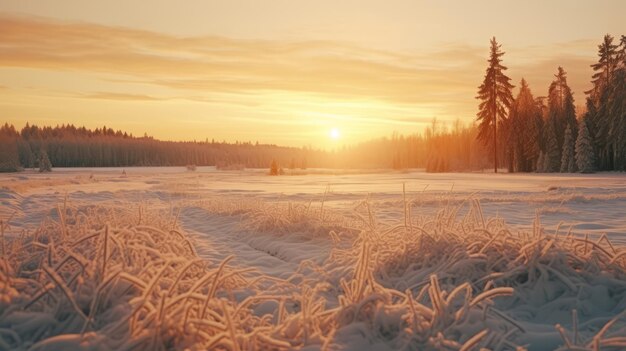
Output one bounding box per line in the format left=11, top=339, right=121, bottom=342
left=330, top=127, right=340, bottom=140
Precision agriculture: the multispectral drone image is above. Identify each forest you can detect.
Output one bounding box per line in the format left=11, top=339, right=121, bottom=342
left=0, top=120, right=488, bottom=172
left=476, top=34, right=626, bottom=173
left=0, top=34, right=625, bottom=173
left=0, top=123, right=326, bottom=171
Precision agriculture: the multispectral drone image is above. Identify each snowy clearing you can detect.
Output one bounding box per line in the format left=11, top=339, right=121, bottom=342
left=1, top=168, right=625, bottom=350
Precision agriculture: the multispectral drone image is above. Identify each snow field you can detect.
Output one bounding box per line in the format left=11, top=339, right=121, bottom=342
left=1, top=169, right=626, bottom=350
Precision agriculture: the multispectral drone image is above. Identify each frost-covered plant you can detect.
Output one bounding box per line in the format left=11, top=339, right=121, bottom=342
left=38, top=151, right=52, bottom=172
left=1, top=193, right=625, bottom=350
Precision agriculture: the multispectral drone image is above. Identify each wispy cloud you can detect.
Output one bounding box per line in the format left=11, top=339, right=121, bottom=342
left=81, top=92, right=164, bottom=101
left=0, top=14, right=487, bottom=109
left=0, top=13, right=600, bottom=144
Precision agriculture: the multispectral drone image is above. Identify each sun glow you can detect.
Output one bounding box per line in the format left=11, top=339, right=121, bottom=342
left=330, top=127, right=341, bottom=140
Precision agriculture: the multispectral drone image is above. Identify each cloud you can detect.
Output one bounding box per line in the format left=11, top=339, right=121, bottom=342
left=81, top=92, right=164, bottom=101
left=0, top=14, right=483, bottom=108
left=0, top=13, right=599, bottom=123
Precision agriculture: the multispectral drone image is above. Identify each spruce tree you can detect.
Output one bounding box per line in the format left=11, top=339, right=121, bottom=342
left=547, top=67, right=578, bottom=165
left=606, top=67, right=626, bottom=170
left=533, top=97, right=548, bottom=172
left=587, top=34, right=619, bottom=100
left=476, top=37, right=514, bottom=173
left=619, top=35, right=626, bottom=66
left=544, top=121, right=561, bottom=172
left=509, top=79, right=540, bottom=172
left=576, top=118, right=595, bottom=173
left=587, top=34, right=620, bottom=170
left=560, top=125, right=576, bottom=173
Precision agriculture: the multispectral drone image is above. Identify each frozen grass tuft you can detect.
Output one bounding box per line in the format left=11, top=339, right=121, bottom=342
left=0, top=207, right=257, bottom=350
left=1, top=192, right=625, bottom=350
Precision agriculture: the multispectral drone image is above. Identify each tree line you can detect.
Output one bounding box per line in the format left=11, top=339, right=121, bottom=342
left=0, top=123, right=324, bottom=171
left=476, top=34, right=626, bottom=173
left=0, top=120, right=489, bottom=172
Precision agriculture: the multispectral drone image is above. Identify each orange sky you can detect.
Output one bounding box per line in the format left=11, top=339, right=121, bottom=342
left=1, top=1, right=625, bottom=148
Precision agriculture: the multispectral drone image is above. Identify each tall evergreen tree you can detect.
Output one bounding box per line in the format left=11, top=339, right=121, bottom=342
left=606, top=67, right=626, bottom=170
left=508, top=79, right=541, bottom=172
left=581, top=98, right=600, bottom=164
left=544, top=121, right=561, bottom=172
left=476, top=37, right=514, bottom=173
left=560, top=125, right=576, bottom=173
left=576, top=118, right=595, bottom=173
left=546, top=66, right=577, bottom=166
left=587, top=34, right=619, bottom=101
left=533, top=97, right=548, bottom=169
left=619, top=35, right=626, bottom=66
left=604, top=37, right=626, bottom=170
left=587, top=34, right=620, bottom=170
left=528, top=98, right=545, bottom=171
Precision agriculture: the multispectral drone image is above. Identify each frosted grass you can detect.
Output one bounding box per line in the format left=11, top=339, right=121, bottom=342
left=1, top=192, right=625, bottom=350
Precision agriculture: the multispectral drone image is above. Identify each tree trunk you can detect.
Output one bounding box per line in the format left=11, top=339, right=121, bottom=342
left=493, top=98, right=498, bottom=173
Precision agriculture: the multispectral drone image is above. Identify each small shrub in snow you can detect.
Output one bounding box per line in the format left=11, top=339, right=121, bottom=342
left=38, top=151, right=52, bottom=172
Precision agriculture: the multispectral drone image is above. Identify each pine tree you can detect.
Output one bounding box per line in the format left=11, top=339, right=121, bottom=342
left=502, top=116, right=515, bottom=173
left=529, top=103, right=545, bottom=172
left=544, top=121, right=561, bottom=172
left=606, top=67, right=626, bottom=170
left=587, top=34, right=619, bottom=100
left=476, top=37, right=515, bottom=173
left=576, top=118, right=595, bottom=173
left=39, top=150, right=52, bottom=172
left=547, top=66, right=578, bottom=166
left=587, top=35, right=620, bottom=170
left=601, top=36, right=626, bottom=170
left=509, top=79, right=541, bottom=172
left=619, top=35, right=626, bottom=66
left=560, top=125, right=576, bottom=173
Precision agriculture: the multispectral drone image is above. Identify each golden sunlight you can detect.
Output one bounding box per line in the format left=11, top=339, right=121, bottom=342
left=1, top=2, right=626, bottom=350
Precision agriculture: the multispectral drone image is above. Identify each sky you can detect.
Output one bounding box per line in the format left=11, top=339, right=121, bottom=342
left=1, top=1, right=625, bottom=148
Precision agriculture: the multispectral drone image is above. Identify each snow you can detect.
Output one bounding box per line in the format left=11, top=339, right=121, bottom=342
left=1, top=168, right=625, bottom=350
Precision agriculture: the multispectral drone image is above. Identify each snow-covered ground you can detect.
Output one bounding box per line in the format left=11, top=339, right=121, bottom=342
left=1, top=168, right=625, bottom=350
left=3, top=168, right=626, bottom=244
